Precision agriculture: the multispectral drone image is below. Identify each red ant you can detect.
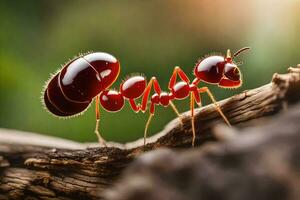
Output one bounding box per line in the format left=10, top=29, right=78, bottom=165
left=43, top=47, right=250, bottom=147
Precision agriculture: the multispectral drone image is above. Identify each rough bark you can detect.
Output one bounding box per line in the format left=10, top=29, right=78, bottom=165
left=104, top=103, right=300, bottom=200
left=0, top=65, right=300, bottom=200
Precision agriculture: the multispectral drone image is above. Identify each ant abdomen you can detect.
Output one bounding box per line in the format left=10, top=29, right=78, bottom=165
left=44, top=74, right=91, bottom=116
left=59, top=57, right=103, bottom=102
left=44, top=52, right=120, bottom=117
left=44, top=87, right=87, bottom=116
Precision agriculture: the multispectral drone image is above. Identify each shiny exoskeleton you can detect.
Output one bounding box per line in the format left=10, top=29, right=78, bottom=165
left=43, top=47, right=250, bottom=147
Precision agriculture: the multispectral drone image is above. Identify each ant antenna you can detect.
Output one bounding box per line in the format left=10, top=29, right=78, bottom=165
left=232, top=47, right=251, bottom=59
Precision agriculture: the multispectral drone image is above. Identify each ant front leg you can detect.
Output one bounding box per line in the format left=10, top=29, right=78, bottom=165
left=94, top=95, right=107, bottom=147
left=169, top=66, right=200, bottom=146
left=187, top=86, right=202, bottom=147
left=198, top=87, right=231, bottom=126
left=190, top=92, right=196, bottom=147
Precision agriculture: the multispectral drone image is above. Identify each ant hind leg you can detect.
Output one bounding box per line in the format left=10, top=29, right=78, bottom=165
left=169, top=101, right=184, bottom=126
left=143, top=100, right=157, bottom=147
left=144, top=112, right=154, bottom=147
left=94, top=95, right=107, bottom=147
left=144, top=102, right=156, bottom=147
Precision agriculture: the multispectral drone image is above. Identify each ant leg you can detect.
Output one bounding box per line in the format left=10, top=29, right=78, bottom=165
left=153, top=78, right=162, bottom=94
left=168, top=66, right=190, bottom=124
left=94, top=95, right=107, bottom=147
left=192, top=89, right=202, bottom=107
left=168, top=66, right=190, bottom=90
left=140, top=77, right=161, bottom=111
left=140, top=77, right=155, bottom=111
left=144, top=102, right=155, bottom=147
left=198, top=87, right=231, bottom=126
left=190, top=92, right=196, bottom=147
left=129, top=98, right=140, bottom=112
left=169, top=101, right=184, bottom=126
left=140, top=77, right=161, bottom=146
left=143, top=78, right=162, bottom=146
left=144, top=113, right=154, bottom=147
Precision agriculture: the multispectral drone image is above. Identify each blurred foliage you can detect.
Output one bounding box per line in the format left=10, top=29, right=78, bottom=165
left=0, top=0, right=299, bottom=143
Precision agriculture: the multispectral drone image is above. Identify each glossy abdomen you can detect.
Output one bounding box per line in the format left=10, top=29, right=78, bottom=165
left=43, top=52, right=120, bottom=117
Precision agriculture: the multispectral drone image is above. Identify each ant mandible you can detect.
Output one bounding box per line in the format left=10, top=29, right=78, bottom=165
left=43, top=47, right=250, bottom=147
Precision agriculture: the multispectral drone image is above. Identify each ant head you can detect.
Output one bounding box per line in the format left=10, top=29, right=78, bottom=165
left=194, top=47, right=250, bottom=88
left=219, top=47, right=250, bottom=88
left=224, top=49, right=241, bottom=81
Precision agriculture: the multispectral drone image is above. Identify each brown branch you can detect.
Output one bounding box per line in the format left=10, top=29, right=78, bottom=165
left=104, top=103, right=300, bottom=200
left=0, top=65, right=300, bottom=200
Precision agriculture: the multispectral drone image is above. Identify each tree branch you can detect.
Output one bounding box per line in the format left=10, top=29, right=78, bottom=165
left=104, top=103, right=300, bottom=200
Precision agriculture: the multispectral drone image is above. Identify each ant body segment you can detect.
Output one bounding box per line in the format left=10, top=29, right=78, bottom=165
left=43, top=47, right=250, bottom=147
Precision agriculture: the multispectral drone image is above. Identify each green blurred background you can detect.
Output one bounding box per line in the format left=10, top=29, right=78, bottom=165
left=0, top=0, right=299, bottom=143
